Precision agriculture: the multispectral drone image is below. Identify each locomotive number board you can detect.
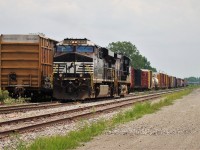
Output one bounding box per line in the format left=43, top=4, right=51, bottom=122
left=63, top=39, right=87, bottom=45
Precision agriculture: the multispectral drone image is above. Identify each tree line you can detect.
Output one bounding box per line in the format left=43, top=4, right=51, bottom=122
left=107, top=41, right=157, bottom=72
left=184, top=77, right=200, bottom=83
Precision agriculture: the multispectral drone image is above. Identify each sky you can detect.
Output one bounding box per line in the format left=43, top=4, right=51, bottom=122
left=0, top=0, right=200, bottom=78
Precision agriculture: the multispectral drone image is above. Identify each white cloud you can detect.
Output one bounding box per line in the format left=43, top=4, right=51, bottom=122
left=0, top=0, right=200, bottom=77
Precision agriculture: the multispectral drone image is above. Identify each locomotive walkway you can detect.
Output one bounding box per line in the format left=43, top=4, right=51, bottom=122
left=77, top=88, right=200, bottom=150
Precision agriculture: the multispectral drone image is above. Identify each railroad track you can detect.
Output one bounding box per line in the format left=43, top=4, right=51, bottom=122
left=0, top=89, right=180, bottom=138
left=0, top=101, right=76, bottom=114
left=0, top=88, right=183, bottom=114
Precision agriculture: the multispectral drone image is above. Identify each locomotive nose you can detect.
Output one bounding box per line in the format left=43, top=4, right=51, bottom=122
left=65, top=81, right=79, bottom=93
left=66, top=85, right=75, bottom=93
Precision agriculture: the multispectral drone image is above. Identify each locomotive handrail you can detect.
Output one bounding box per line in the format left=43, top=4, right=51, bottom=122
left=84, top=64, right=94, bottom=94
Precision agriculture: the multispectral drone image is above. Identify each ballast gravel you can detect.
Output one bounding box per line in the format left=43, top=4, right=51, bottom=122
left=0, top=96, right=136, bottom=122
left=0, top=110, right=121, bottom=150
left=0, top=90, right=184, bottom=150
left=0, top=96, right=142, bottom=150
left=77, top=89, right=200, bottom=150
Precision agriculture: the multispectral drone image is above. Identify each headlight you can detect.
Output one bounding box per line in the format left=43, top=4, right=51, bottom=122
left=59, top=74, right=63, bottom=77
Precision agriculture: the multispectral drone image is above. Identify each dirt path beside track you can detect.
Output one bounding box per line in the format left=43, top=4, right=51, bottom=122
left=77, top=89, right=200, bottom=150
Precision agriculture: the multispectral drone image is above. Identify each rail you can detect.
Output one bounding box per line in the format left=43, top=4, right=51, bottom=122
left=0, top=89, right=181, bottom=138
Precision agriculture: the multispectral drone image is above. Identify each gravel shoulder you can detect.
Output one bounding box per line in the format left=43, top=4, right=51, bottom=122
left=77, top=89, right=200, bottom=150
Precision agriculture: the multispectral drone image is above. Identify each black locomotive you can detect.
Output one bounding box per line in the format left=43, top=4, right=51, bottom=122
left=53, top=38, right=131, bottom=100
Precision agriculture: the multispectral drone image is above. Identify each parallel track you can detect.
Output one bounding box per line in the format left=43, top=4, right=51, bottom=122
left=0, top=89, right=180, bottom=138
left=0, top=89, right=181, bottom=114
left=0, top=102, right=75, bottom=114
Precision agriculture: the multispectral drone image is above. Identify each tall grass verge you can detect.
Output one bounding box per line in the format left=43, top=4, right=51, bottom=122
left=21, top=87, right=197, bottom=150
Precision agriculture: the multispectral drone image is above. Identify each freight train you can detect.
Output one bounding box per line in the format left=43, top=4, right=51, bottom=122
left=0, top=34, right=187, bottom=100
left=52, top=38, right=187, bottom=100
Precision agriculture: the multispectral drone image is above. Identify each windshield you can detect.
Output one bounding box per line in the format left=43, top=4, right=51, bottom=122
left=56, top=45, right=73, bottom=52
left=56, top=45, right=94, bottom=53
left=77, top=46, right=94, bottom=53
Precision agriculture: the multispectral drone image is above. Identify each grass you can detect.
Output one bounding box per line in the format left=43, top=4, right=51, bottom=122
left=18, top=121, right=107, bottom=150
left=0, top=89, right=28, bottom=105
left=18, top=86, right=197, bottom=150
left=3, top=97, right=27, bottom=105
left=0, top=89, right=10, bottom=103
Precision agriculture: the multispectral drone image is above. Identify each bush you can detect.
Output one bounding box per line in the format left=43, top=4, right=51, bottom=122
left=0, top=89, right=9, bottom=102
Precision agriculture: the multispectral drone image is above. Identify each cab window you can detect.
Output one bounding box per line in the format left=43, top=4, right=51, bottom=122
left=77, top=46, right=94, bottom=52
